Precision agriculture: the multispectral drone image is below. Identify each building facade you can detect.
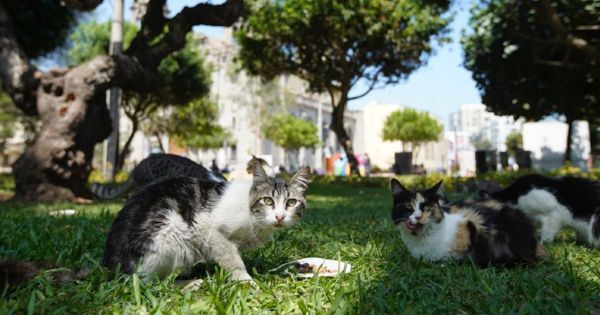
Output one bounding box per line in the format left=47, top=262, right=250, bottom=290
left=121, top=30, right=356, bottom=174
left=446, top=104, right=523, bottom=175
left=353, top=101, right=447, bottom=172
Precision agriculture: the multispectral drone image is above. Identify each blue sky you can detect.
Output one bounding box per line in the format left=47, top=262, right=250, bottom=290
left=94, top=0, right=482, bottom=122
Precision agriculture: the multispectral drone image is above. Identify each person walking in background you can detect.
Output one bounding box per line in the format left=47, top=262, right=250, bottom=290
left=210, top=159, right=219, bottom=174
left=364, top=153, right=371, bottom=177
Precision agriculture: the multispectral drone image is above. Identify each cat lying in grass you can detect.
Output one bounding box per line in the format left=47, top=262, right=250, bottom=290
left=390, top=179, right=544, bottom=267
left=102, top=163, right=310, bottom=282
left=480, top=174, right=600, bottom=247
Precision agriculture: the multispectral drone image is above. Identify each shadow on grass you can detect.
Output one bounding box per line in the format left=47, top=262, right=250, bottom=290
left=0, top=182, right=599, bottom=313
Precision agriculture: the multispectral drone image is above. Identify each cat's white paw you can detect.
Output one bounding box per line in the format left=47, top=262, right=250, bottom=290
left=177, top=279, right=204, bottom=291
left=231, top=270, right=253, bottom=282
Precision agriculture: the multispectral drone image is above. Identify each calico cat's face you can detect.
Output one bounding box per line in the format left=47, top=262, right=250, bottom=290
left=249, top=164, right=310, bottom=228
left=390, top=179, right=446, bottom=236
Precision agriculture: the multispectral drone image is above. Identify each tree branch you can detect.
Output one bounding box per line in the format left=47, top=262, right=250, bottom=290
left=61, top=0, right=104, bottom=11
left=127, top=0, right=244, bottom=68
left=127, top=0, right=168, bottom=54
left=0, top=3, right=39, bottom=115
left=536, top=0, right=600, bottom=65
left=347, top=68, right=389, bottom=101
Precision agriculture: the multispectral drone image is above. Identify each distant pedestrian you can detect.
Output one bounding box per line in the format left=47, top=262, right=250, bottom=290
left=364, top=153, right=371, bottom=177
left=210, top=159, right=219, bottom=174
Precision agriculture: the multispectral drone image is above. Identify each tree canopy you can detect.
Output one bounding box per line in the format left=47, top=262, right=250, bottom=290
left=167, top=98, right=232, bottom=150
left=263, top=113, right=319, bottom=151
left=382, top=108, right=443, bottom=151
left=237, top=0, right=451, bottom=174
left=505, top=131, right=523, bottom=157
left=1, top=0, right=79, bottom=59
left=462, top=0, right=599, bottom=160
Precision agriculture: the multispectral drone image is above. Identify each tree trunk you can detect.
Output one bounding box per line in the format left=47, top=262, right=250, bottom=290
left=155, top=132, right=166, bottom=153
left=0, top=0, right=244, bottom=201
left=12, top=72, right=112, bottom=201
left=565, top=116, right=573, bottom=163
left=330, top=99, right=359, bottom=176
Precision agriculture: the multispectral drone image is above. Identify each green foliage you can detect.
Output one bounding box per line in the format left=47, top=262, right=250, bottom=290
left=505, top=131, right=523, bottom=157
left=262, top=114, right=319, bottom=151
left=168, top=98, right=232, bottom=150
left=2, top=0, right=79, bottom=59
left=237, top=0, right=452, bottom=165
left=0, top=92, right=38, bottom=150
left=237, top=0, right=452, bottom=94
left=0, top=93, right=16, bottom=152
left=470, top=132, right=494, bottom=151
left=66, top=20, right=138, bottom=66
left=66, top=21, right=210, bottom=106
left=1, top=180, right=599, bottom=313
left=462, top=0, right=600, bottom=121
left=382, top=109, right=442, bottom=146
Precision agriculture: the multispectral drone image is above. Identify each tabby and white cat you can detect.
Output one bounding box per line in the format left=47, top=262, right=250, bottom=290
left=102, top=163, right=310, bottom=281
left=481, top=174, right=600, bottom=247
left=390, top=179, right=542, bottom=267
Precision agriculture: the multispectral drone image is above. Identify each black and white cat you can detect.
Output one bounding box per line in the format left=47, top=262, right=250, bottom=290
left=390, top=179, right=543, bottom=267
left=481, top=174, right=600, bottom=247
left=102, top=163, right=310, bottom=282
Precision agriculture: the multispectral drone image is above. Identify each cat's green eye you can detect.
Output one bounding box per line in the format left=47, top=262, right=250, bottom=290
left=286, top=199, right=297, bottom=208
left=263, top=197, right=274, bottom=206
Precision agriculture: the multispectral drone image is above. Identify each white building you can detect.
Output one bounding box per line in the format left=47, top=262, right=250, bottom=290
left=353, top=101, right=447, bottom=172
left=523, top=120, right=590, bottom=170
left=121, top=29, right=356, bottom=174
left=446, top=104, right=523, bottom=175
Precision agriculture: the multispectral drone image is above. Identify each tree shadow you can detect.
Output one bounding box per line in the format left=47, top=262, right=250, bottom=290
left=536, top=145, right=564, bottom=170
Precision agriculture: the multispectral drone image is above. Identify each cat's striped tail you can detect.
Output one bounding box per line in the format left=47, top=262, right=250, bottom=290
left=90, top=176, right=137, bottom=200
left=1, top=258, right=90, bottom=292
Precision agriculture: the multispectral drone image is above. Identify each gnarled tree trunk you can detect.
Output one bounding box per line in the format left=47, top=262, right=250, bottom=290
left=12, top=69, right=112, bottom=200
left=0, top=0, right=243, bottom=201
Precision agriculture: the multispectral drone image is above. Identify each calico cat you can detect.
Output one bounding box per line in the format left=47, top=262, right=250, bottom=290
left=480, top=174, right=600, bottom=247
left=390, top=179, right=543, bottom=267
left=102, top=163, right=310, bottom=282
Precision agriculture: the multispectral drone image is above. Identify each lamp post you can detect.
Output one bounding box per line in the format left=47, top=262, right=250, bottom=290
left=104, top=0, right=123, bottom=179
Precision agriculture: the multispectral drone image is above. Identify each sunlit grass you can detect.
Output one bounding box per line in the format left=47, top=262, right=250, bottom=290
left=1, top=181, right=599, bottom=314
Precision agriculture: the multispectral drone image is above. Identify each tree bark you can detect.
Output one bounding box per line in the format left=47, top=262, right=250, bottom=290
left=155, top=132, right=166, bottom=153
left=0, top=0, right=244, bottom=201
left=329, top=93, right=359, bottom=176
left=565, top=116, right=573, bottom=163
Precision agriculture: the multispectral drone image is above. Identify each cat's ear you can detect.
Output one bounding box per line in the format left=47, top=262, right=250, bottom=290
left=390, top=178, right=406, bottom=194
left=252, top=162, right=271, bottom=185
left=289, top=166, right=311, bottom=193
left=428, top=180, right=444, bottom=196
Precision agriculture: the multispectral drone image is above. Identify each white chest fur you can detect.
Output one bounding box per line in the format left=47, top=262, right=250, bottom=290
left=209, top=180, right=275, bottom=248
left=139, top=180, right=275, bottom=278
left=399, top=213, right=465, bottom=262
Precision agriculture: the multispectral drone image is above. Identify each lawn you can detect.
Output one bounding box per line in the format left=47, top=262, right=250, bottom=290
left=1, top=181, right=599, bottom=314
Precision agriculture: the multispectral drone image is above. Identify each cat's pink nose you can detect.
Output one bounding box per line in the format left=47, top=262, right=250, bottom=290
left=275, top=214, right=284, bottom=222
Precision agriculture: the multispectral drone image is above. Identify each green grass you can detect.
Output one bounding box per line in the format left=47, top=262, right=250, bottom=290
left=1, top=182, right=599, bottom=314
